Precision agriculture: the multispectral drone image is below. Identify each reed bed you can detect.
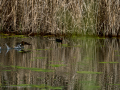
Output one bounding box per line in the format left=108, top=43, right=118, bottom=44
left=0, top=0, right=119, bottom=36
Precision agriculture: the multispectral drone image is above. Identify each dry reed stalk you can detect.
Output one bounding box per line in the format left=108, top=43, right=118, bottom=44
left=98, top=0, right=120, bottom=36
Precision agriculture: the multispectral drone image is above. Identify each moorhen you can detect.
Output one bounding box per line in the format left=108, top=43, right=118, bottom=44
left=20, top=41, right=31, bottom=46
left=56, top=38, right=63, bottom=43
left=15, top=41, right=31, bottom=49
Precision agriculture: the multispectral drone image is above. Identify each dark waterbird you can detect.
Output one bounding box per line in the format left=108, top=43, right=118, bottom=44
left=56, top=38, right=63, bottom=43
left=15, top=41, right=31, bottom=48
left=17, top=41, right=31, bottom=46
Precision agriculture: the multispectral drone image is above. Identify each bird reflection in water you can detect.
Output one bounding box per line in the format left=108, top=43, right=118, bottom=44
left=0, top=41, right=32, bottom=54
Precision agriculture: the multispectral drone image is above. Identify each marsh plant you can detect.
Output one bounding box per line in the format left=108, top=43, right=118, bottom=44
left=0, top=0, right=119, bottom=36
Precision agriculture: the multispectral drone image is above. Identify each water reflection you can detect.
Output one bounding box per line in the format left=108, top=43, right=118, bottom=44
left=0, top=41, right=31, bottom=54
left=0, top=36, right=120, bottom=90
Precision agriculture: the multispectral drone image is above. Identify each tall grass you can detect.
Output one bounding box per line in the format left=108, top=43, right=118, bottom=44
left=0, top=0, right=119, bottom=36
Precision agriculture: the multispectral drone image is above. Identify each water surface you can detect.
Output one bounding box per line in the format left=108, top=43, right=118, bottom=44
left=0, top=36, right=120, bottom=90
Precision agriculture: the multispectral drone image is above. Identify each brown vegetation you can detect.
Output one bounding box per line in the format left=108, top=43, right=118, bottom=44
left=0, top=0, right=120, bottom=36
left=98, top=0, right=120, bottom=36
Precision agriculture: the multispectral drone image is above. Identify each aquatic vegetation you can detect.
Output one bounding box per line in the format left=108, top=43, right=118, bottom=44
left=10, top=84, right=63, bottom=89
left=62, top=44, right=68, bottom=47
left=88, top=85, right=100, bottom=89
left=9, top=35, right=25, bottom=38
left=30, top=59, right=35, bottom=61
left=2, top=70, right=11, bottom=71
left=49, top=64, right=66, bottom=67
left=97, top=37, right=105, bottom=39
left=11, top=66, right=54, bottom=72
left=99, top=62, right=119, bottom=64
left=77, top=71, right=103, bottom=74
left=73, top=57, right=76, bottom=58
left=49, top=61, right=64, bottom=63
left=36, top=49, right=52, bottom=50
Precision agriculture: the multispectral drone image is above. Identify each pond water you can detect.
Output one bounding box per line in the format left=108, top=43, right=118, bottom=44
left=0, top=35, right=120, bottom=90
